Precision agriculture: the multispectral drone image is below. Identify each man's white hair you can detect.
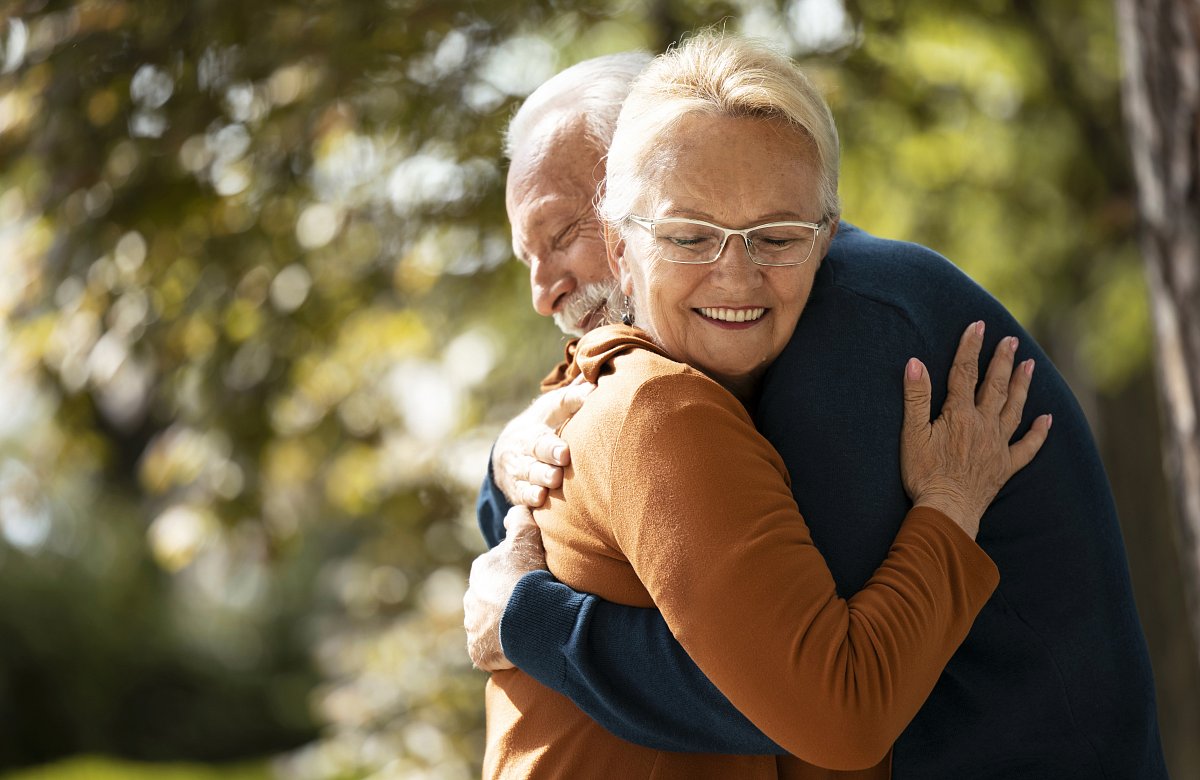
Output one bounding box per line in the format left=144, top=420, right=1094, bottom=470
left=504, top=51, right=654, bottom=160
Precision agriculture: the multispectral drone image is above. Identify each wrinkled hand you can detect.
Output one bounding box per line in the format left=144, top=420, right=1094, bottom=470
left=493, top=378, right=596, bottom=507
left=464, top=507, right=548, bottom=671
left=901, top=321, right=1052, bottom=539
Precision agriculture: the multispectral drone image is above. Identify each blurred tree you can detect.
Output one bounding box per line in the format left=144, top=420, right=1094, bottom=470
left=0, top=0, right=569, bottom=774
left=0, top=0, right=1196, bottom=778
left=1114, top=0, right=1200, bottom=675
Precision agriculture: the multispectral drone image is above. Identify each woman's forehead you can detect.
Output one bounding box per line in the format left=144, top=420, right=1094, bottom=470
left=632, top=120, right=824, bottom=224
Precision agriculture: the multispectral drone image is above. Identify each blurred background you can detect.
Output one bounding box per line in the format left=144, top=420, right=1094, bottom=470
left=0, top=0, right=1196, bottom=778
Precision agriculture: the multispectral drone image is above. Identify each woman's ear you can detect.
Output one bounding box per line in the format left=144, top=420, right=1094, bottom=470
left=816, top=216, right=840, bottom=262
left=603, top=222, right=634, bottom=295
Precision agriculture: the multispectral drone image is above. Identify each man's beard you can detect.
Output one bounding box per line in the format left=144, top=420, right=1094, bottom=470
left=553, top=280, right=618, bottom=337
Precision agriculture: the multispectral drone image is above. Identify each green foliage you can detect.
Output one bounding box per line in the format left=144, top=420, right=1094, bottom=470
left=2, top=757, right=268, bottom=780
left=0, top=0, right=1152, bottom=778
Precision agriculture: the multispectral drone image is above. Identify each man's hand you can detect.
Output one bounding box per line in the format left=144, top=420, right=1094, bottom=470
left=493, top=378, right=595, bottom=507
left=464, top=507, right=548, bottom=671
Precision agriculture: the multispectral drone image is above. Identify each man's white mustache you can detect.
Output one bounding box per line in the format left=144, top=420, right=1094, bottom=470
left=553, top=281, right=618, bottom=337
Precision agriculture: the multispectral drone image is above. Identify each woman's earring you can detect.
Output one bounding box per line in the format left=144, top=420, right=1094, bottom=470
left=621, top=296, right=634, bottom=326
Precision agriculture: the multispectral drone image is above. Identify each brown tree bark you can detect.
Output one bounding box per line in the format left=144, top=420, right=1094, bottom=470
left=1114, top=0, right=1200, bottom=660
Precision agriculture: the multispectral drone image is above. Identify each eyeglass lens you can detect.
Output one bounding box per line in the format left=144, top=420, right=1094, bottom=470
left=651, top=221, right=817, bottom=265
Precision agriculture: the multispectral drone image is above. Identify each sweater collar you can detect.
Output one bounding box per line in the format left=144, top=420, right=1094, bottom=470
left=572, top=325, right=671, bottom=383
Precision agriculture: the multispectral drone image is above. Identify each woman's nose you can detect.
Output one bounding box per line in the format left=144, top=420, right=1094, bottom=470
left=711, top=237, right=762, bottom=279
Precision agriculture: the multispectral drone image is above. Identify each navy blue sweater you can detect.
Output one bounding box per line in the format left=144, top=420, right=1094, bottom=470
left=476, top=224, right=1167, bottom=779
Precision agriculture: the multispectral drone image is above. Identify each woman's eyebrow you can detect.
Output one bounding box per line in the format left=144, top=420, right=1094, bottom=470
left=656, top=209, right=810, bottom=224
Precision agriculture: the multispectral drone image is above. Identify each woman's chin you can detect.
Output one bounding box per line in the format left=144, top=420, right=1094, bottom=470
left=695, top=358, right=766, bottom=388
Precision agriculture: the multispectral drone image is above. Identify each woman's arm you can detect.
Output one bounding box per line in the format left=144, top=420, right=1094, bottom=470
left=605, top=328, right=1045, bottom=770
left=607, top=375, right=986, bottom=768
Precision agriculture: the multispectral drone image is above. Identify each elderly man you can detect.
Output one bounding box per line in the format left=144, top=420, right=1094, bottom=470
left=467, top=52, right=1167, bottom=778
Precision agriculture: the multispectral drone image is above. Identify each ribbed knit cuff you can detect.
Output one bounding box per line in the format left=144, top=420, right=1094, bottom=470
left=500, top=569, right=590, bottom=690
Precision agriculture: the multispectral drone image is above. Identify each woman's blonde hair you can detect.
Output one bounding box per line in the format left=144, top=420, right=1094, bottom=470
left=598, top=32, right=840, bottom=227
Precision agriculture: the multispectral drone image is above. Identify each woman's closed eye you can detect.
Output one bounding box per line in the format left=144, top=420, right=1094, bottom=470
left=755, top=235, right=798, bottom=249
left=665, top=234, right=715, bottom=248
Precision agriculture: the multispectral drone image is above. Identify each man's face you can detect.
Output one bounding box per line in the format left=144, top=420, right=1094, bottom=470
left=506, top=115, right=615, bottom=336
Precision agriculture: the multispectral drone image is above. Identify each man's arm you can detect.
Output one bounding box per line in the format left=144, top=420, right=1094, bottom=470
left=477, top=456, right=511, bottom=547
left=476, top=456, right=513, bottom=550
left=500, top=569, right=786, bottom=754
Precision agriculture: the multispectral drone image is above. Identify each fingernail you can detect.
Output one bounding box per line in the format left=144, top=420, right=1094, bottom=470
left=553, top=444, right=567, bottom=462
left=1024, top=359, right=1035, bottom=377
left=976, top=321, right=986, bottom=337
left=906, top=358, right=923, bottom=380
left=1009, top=336, right=1019, bottom=352
left=1045, top=413, right=1053, bottom=429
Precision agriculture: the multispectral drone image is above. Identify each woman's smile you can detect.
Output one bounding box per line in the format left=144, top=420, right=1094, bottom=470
left=695, top=306, right=768, bottom=329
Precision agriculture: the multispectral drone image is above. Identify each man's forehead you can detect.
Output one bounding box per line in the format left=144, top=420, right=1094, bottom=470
left=514, top=190, right=585, bottom=223
left=507, top=157, right=598, bottom=237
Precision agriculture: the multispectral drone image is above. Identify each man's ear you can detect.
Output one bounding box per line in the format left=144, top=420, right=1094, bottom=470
left=603, top=222, right=634, bottom=295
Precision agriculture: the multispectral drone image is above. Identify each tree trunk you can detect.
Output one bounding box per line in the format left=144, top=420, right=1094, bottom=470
left=1114, top=0, right=1200, bottom=661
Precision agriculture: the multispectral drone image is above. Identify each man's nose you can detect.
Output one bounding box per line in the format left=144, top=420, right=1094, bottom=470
left=529, top=255, right=576, bottom=316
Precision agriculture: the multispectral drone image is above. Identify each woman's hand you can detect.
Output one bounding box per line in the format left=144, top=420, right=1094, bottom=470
left=901, top=321, right=1052, bottom=539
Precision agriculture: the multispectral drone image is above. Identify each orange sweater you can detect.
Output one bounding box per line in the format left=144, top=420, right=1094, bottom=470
left=484, top=326, right=999, bottom=779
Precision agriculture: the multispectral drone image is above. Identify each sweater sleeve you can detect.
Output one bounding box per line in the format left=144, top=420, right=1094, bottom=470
left=609, top=372, right=999, bottom=771
left=500, top=570, right=786, bottom=754
left=476, top=447, right=512, bottom=550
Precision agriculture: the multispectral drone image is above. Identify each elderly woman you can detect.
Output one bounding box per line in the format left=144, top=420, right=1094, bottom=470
left=483, top=34, right=1050, bottom=779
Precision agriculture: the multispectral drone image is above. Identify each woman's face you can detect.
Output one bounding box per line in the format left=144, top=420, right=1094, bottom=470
left=612, top=113, right=836, bottom=392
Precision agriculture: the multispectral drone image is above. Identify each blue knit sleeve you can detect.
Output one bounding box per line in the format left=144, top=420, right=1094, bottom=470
left=477, top=449, right=510, bottom=549
left=500, top=570, right=785, bottom=754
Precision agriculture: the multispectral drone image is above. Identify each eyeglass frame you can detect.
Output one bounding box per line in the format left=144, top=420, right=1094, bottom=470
left=626, top=214, right=828, bottom=267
